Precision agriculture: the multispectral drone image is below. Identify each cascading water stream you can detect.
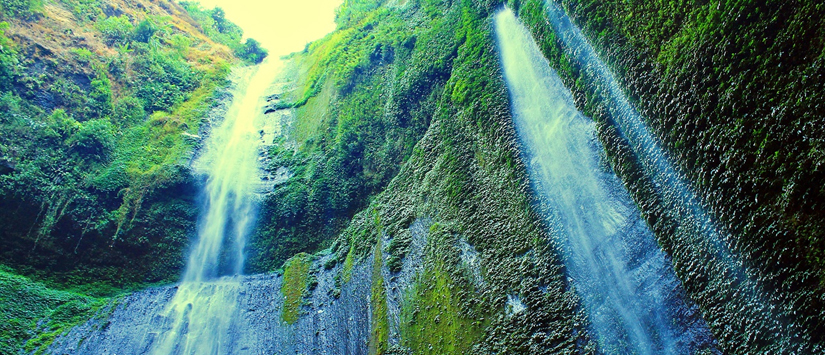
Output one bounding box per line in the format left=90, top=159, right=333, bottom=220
left=539, top=0, right=806, bottom=350
left=148, top=58, right=284, bottom=355
left=494, top=8, right=717, bottom=354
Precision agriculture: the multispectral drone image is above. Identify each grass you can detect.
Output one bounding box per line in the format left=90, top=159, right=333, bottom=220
left=0, top=270, right=105, bottom=354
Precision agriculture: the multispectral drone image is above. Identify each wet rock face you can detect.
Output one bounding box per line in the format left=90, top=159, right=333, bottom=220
left=511, top=0, right=825, bottom=352
left=47, top=260, right=373, bottom=355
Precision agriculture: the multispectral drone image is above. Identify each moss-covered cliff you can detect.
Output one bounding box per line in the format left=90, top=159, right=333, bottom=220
left=0, top=0, right=260, bottom=351
left=507, top=0, right=824, bottom=352
left=255, top=0, right=823, bottom=353
left=0, top=0, right=263, bottom=292
left=254, top=0, right=592, bottom=352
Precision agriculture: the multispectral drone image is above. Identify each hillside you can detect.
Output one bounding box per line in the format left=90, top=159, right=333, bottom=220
left=0, top=0, right=263, bottom=351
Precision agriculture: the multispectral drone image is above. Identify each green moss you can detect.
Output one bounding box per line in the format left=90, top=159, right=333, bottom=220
left=341, top=243, right=356, bottom=284
left=0, top=0, right=247, bottom=294
left=280, top=253, right=313, bottom=325
left=369, top=238, right=389, bottom=355
left=247, top=0, right=462, bottom=274
left=400, top=226, right=484, bottom=354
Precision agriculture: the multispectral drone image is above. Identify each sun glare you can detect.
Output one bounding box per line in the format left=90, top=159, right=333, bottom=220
left=192, top=0, right=343, bottom=56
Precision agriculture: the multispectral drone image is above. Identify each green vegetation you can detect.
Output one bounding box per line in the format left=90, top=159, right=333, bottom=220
left=0, top=0, right=258, bottom=313
left=280, top=253, right=313, bottom=325
left=0, top=0, right=41, bottom=20
left=0, top=270, right=104, bottom=354
left=307, top=0, right=592, bottom=353
left=511, top=0, right=825, bottom=351
left=179, top=2, right=268, bottom=64
left=368, top=238, right=389, bottom=355
left=399, top=224, right=483, bottom=354
left=247, top=0, right=462, bottom=273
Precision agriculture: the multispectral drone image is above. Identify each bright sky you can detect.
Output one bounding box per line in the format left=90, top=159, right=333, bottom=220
left=192, top=0, right=343, bottom=56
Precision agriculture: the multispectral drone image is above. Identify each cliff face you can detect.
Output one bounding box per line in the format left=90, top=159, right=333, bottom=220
left=254, top=0, right=823, bottom=352
left=248, top=0, right=590, bottom=352
left=509, top=0, right=824, bottom=352
left=0, top=0, right=258, bottom=351
left=3, top=0, right=824, bottom=353
left=0, top=0, right=276, bottom=289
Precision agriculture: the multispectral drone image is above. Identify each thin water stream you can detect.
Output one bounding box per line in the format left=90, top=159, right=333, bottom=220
left=494, top=8, right=717, bottom=354
left=539, top=0, right=805, bottom=350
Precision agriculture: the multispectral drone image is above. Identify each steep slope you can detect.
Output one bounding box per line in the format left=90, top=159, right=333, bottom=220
left=0, top=0, right=261, bottom=291
left=0, top=0, right=262, bottom=351
left=247, top=0, right=593, bottom=352
left=246, top=0, right=823, bottom=353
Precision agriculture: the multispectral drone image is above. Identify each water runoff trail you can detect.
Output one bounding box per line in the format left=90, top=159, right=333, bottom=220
left=538, top=0, right=811, bottom=352
left=148, top=58, right=284, bottom=355
left=494, top=8, right=718, bottom=354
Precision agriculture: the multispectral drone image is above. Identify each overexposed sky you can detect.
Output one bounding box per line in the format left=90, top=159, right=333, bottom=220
left=193, top=0, right=342, bottom=56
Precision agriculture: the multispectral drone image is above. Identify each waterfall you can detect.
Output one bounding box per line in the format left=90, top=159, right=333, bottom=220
left=539, top=0, right=805, bottom=350
left=494, top=7, right=717, bottom=354
left=185, top=58, right=282, bottom=282
left=148, top=58, right=283, bottom=355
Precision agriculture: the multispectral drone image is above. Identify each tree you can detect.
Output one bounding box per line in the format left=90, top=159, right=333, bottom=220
left=235, top=38, right=268, bottom=64
left=211, top=7, right=227, bottom=33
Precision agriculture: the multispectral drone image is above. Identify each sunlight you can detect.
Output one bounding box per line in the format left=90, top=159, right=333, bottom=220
left=193, top=0, right=342, bottom=55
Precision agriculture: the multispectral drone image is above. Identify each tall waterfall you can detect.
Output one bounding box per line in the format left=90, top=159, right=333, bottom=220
left=149, top=59, right=283, bottom=354
left=539, top=0, right=805, bottom=350
left=494, top=8, right=716, bottom=354
left=184, top=59, right=282, bottom=282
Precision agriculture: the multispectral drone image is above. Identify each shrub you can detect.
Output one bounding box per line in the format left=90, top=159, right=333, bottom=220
left=235, top=38, right=267, bottom=64
left=0, top=0, right=42, bottom=20
left=67, top=118, right=114, bottom=161
left=95, top=15, right=133, bottom=46
left=132, top=50, right=200, bottom=112
left=88, top=74, right=113, bottom=118
left=0, top=22, right=17, bottom=90
left=112, top=96, right=145, bottom=127
left=132, top=19, right=156, bottom=43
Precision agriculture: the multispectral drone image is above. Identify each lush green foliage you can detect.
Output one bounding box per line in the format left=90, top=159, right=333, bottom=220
left=95, top=15, right=133, bottom=46
left=132, top=46, right=202, bottom=112
left=234, top=38, right=266, bottom=64
left=0, top=0, right=37, bottom=20
left=247, top=0, right=461, bottom=273
left=0, top=270, right=104, bottom=354
left=180, top=2, right=268, bottom=64
left=0, top=22, right=17, bottom=90
left=0, top=0, right=252, bottom=297
left=0, top=0, right=41, bottom=20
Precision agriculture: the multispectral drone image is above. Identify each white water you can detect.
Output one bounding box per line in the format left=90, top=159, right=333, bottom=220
left=494, top=8, right=716, bottom=354
left=149, top=58, right=284, bottom=354
left=185, top=59, right=283, bottom=282
left=539, top=0, right=799, bottom=346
